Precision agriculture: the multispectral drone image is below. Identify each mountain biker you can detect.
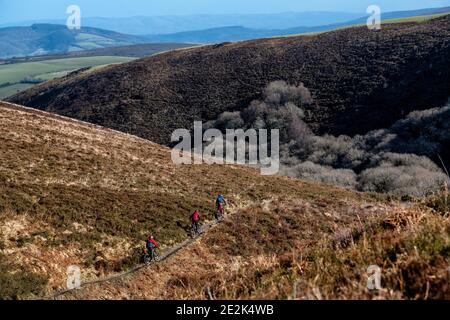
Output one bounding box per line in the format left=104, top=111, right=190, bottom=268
left=146, top=235, right=159, bottom=260
left=216, top=202, right=225, bottom=220
left=191, top=210, right=201, bottom=234
left=215, top=194, right=227, bottom=213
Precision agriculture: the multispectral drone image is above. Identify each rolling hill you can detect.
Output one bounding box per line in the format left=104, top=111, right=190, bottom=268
left=4, top=7, right=449, bottom=36
left=0, top=43, right=195, bottom=99
left=0, top=24, right=147, bottom=59
left=8, top=15, right=450, bottom=147
left=2, top=8, right=448, bottom=59
left=0, top=43, right=195, bottom=65
left=1, top=101, right=449, bottom=300
left=142, top=9, right=450, bottom=43
left=0, top=12, right=366, bottom=35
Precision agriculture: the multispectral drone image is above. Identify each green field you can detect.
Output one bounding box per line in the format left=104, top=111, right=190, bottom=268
left=0, top=83, right=34, bottom=98
left=0, top=56, right=135, bottom=99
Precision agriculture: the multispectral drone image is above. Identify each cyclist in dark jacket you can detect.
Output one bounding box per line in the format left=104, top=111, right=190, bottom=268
left=216, top=194, right=227, bottom=212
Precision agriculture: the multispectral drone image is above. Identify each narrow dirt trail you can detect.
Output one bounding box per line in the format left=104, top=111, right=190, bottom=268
left=43, top=207, right=236, bottom=300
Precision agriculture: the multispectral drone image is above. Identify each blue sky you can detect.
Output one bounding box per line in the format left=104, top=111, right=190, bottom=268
left=1, top=0, right=449, bottom=24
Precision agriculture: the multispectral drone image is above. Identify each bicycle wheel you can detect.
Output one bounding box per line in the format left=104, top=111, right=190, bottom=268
left=153, top=251, right=161, bottom=262
left=143, top=253, right=152, bottom=265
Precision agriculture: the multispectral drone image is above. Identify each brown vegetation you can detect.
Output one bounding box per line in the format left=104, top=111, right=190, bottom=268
left=1, top=102, right=448, bottom=299
left=62, top=196, right=450, bottom=300
left=0, top=101, right=372, bottom=298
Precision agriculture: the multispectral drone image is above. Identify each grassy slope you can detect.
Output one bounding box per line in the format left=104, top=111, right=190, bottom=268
left=0, top=83, right=34, bottom=99
left=0, top=56, right=135, bottom=98
left=1, top=101, right=448, bottom=299
left=0, top=101, right=371, bottom=298
left=67, top=190, right=450, bottom=300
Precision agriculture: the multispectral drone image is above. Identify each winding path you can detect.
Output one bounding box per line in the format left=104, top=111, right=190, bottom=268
left=44, top=216, right=226, bottom=300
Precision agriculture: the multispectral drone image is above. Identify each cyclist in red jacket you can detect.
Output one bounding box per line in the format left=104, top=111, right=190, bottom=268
left=146, top=235, right=159, bottom=260
left=191, top=210, right=201, bottom=234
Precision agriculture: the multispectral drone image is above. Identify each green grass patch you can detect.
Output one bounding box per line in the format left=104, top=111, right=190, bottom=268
left=0, top=56, right=135, bottom=98
left=0, top=83, right=33, bottom=99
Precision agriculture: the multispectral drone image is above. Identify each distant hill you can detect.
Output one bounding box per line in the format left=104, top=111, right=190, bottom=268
left=143, top=26, right=276, bottom=43
left=9, top=15, right=450, bottom=148
left=0, top=12, right=364, bottom=35
left=0, top=24, right=147, bottom=59
left=346, top=6, right=450, bottom=25
left=2, top=7, right=448, bottom=57
left=3, top=7, right=449, bottom=39
left=0, top=43, right=196, bottom=65
left=143, top=7, right=450, bottom=43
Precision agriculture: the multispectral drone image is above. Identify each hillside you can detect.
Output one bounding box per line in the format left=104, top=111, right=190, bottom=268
left=1, top=101, right=448, bottom=300
left=0, top=101, right=367, bottom=298
left=0, top=43, right=195, bottom=99
left=61, top=197, right=450, bottom=300
left=0, top=24, right=147, bottom=59
left=8, top=15, right=450, bottom=147
left=0, top=43, right=195, bottom=65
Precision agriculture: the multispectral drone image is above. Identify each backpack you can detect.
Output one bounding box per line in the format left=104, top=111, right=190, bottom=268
left=217, top=195, right=224, bottom=203
left=147, top=239, right=155, bottom=249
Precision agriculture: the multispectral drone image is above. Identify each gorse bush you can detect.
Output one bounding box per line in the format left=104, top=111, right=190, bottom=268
left=209, top=81, right=450, bottom=197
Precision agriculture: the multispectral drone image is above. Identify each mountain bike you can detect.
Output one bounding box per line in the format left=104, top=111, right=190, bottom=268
left=214, top=208, right=224, bottom=222
left=190, top=221, right=202, bottom=238
left=215, top=202, right=225, bottom=222
left=143, top=248, right=161, bottom=265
